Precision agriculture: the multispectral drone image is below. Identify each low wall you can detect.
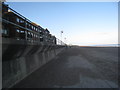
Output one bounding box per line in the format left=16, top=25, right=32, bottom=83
left=2, top=38, right=67, bottom=88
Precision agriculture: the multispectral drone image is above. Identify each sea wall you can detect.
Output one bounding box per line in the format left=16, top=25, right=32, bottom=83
left=2, top=38, right=67, bottom=88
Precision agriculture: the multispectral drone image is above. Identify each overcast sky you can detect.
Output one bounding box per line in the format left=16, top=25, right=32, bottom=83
left=6, top=2, right=118, bottom=46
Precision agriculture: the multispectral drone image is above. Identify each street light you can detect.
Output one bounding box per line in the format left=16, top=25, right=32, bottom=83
left=64, top=37, right=66, bottom=44
left=61, top=31, right=63, bottom=45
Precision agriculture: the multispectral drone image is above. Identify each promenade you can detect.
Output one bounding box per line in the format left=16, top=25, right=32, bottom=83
left=12, top=47, right=118, bottom=88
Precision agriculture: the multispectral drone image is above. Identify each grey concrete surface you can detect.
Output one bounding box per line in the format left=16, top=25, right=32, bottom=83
left=12, top=47, right=118, bottom=88
left=0, top=2, right=2, bottom=90
left=2, top=38, right=66, bottom=88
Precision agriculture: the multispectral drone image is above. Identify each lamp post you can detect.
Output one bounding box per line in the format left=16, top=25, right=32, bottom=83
left=61, top=31, right=63, bottom=45
left=64, top=37, right=66, bottom=44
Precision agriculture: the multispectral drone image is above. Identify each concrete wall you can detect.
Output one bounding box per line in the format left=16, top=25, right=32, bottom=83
left=2, top=38, right=67, bottom=88
left=0, top=2, right=2, bottom=90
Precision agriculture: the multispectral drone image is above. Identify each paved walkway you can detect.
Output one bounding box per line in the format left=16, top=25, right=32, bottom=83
left=12, top=47, right=118, bottom=88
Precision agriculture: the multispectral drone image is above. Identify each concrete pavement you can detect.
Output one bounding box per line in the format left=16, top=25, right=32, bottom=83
left=12, top=47, right=118, bottom=88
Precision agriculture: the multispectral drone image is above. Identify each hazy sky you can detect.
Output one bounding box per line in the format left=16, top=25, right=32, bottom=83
left=6, top=2, right=118, bottom=46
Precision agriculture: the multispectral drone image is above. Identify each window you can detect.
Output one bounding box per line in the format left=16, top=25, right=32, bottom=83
left=16, top=18, right=19, bottom=22
left=40, top=31, right=43, bottom=35
left=16, top=29, right=19, bottom=33
left=34, top=34, right=35, bottom=37
left=20, top=30, right=24, bottom=33
left=26, top=23, right=28, bottom=26
left=40, top=37, right=43, bottom=42
left=32, top=26, right=33, bottom=29
left=36, top=28, right=38, bottom=31
left=20, top=20, right=24, bottom=23
left=2, top=29, right=7, bottom=34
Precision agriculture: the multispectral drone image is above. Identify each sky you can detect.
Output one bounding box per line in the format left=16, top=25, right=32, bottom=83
left=5, top=2, right=118, bottom=46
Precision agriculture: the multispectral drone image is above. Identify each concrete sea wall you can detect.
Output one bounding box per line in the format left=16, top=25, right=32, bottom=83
left=2, top=38, right=67, bottom=88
